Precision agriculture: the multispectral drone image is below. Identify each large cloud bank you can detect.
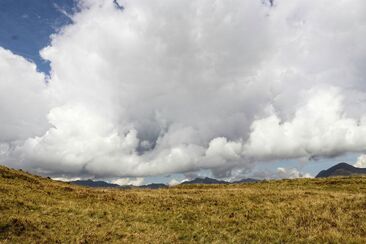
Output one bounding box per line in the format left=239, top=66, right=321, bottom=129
left=1, top=0, right=366, bottom=178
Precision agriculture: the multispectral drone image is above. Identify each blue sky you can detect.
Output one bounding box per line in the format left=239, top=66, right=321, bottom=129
left=0, top=0, right=77, bottom=73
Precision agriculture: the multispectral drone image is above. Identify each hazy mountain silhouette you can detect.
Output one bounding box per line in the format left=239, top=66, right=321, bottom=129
left=70, top=180, right=168, bottom=189
left=70, top=180, right=121, bottom=188
left=139, top=183, right=167, bottom=189
left=181, top=177, right=228, bottom=185
left=232, top=178, right=259, bottom=184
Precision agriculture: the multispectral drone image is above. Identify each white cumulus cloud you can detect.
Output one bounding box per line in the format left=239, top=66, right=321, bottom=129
left=1, top=0, right=366, bottom=179
left=112, top=177, right=144, bottom=186
left=244, top=87, right=366, bottom=160
left=276, top=167, right=312, bottom=179
left=354, top=154, right=366, bottom=168
left=0, top=48, right=49, bottom=142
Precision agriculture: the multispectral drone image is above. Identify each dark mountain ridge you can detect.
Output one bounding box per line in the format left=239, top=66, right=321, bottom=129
left=69, top=180, right=167, bottom=189
left=71, top=179, right=121, bottom=188
left=232, top=178, right=259, bottom=183
left=139, top=183, right=168, bottom=189
left=181, top=177, right=259, bottom=185
left=315, top=162, right=366, bottom=178
left=181, top=177, right=227, bottom=185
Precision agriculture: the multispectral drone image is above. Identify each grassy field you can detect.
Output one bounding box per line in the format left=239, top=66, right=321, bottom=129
left=1, top=165, right=366, bottom=243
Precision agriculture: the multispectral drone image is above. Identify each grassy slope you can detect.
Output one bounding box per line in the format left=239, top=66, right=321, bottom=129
left=1, top=165, right=366, bottom=243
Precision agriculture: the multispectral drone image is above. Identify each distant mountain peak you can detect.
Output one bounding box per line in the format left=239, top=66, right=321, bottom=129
left=316, top=162, right=366, bottom=178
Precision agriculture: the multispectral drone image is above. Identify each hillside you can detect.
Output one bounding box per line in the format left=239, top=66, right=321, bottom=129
left=1, top=165, right=366, bottom=243
left=316, top=162, right=366, bottom=178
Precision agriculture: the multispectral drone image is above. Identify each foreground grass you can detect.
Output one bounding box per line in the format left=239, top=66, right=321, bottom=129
left=0, top=166, right=366, bottom=243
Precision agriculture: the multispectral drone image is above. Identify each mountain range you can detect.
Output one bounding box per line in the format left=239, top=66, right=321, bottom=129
left=70, top=180, right=167, bottom=189
left=69, top=162, right=366, bottom=188
left=70, top=177, right=259, bottom=189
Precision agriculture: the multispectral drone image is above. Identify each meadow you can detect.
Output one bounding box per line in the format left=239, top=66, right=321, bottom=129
left=1, top=165, right=366, bottom=243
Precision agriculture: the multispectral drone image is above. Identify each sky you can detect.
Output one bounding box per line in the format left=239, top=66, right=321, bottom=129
left=1, top=0, right=366, bottom=185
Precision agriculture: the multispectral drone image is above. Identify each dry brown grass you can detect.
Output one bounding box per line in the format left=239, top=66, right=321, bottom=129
left=1, top=165, right=366, bottom=243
